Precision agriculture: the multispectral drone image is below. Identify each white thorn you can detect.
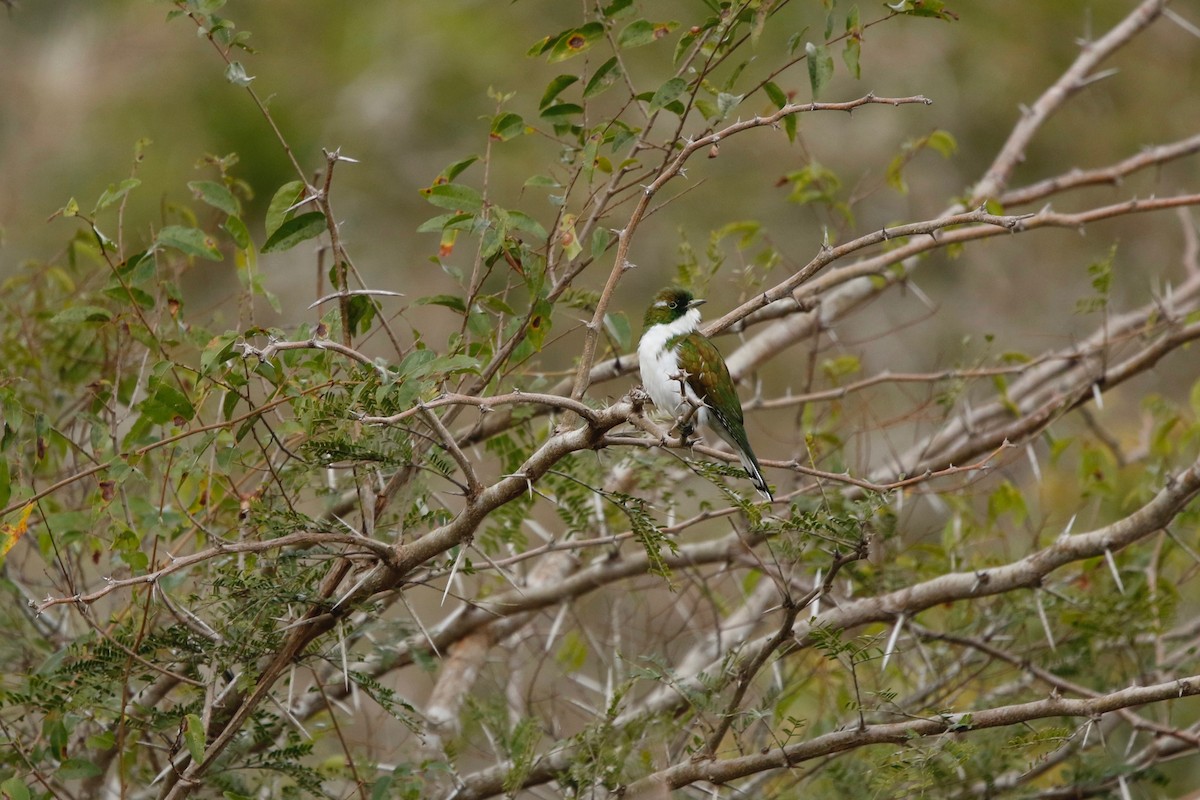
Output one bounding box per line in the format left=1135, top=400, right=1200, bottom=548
left=809, top=568, right=822, bottom=618
left=881, top=613, right=905, bottom=672
left=1026, top=442, right=1042, bottom=483
left=1105, top=548, right=1126, bottom=594
left=441, top=545, right=467, bottom=606
left=1059, top=513, right=1077, bottom=541
left=1035, top=589, right=1057, bottom=652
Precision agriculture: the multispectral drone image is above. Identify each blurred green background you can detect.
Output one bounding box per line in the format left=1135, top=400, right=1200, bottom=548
left=1, top=0, right=1198, bottom=422
left=3, top=3, right=1200, bottom=792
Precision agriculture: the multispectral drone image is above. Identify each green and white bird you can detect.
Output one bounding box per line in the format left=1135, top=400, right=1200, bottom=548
left=638, top=286, right=772, bottom=501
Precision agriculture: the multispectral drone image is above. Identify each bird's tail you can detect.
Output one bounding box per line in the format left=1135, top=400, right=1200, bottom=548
left=708, top=409, right=773, bottom=502
left=737, top=447, right=773, bottom=502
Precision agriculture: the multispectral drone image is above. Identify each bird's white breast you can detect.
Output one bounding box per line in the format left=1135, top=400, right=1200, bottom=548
left=638, top=308, right=703, bottom=415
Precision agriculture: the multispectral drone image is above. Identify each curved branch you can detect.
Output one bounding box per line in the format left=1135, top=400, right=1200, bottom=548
left=622, top=674, right=1200, bottom=797
left=566, top=93, right=934, bottom=405
left=969, top=0, right=1168, bottom=202
left=448, top=454, right=1200, bottom=798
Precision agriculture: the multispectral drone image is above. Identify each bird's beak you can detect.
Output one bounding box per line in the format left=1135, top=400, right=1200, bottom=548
left=687, top=298, right=707, bottom=309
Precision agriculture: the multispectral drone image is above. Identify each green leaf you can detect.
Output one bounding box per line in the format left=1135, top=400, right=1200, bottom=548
left=548, top=23, right=604, bottom=62
left=185, top=714, right=206, bottom=764
left=591, top=226, right=614, bottom=259
left=713, top=220, right=763, bottom=247
left=695, top=98, right=718, bottom=121
left=821, top=354, right=861, bottom=382
left=200, top=332, right=239, bottom=376
left=57, top=758, right=103, bottom=781
left=524, top=299, right=553, bottom=352
left=539, top=74, right=579, bottom=110
left=140, top=380, right=196, bottom=424
left=50, top=305, right=113, bottom=325
left=524, top=174, right=561, bottom=189
left=539, top=103, right=583, bottom=119
left=188, top=180, right=239, bottom=216
left=987, top=480, right=1027, bottom=525
left=157, top=225, right=223, bottom=261
left=506, top=210, right=548, bottom=239
left=0, top=458, right=10, bottom=510
left=104, top=284, right=155, bottom=309
left=93, top=178, right=141, bottom=214
left=764, top=81, right=788, bottom=109
left=223, top=216, right=251, bottom=250
left=261, top=211, right=326, bottom=253
left=526, top=31, right=561, bottom=57
left=346, top=293, right=376, bottom=336
left=649, top=77, right=687, bottom=111
left=416, top=294, right=467, bottom=313
left=490, top=112, right=526, bottom=142
left=416, top=212, right=472, bottom=234
left=424, top=183, right=484, bottom=213
left=580, top=135, right=600, bottom=183
left=0, top=778, right=30, bottom=800
left=842, top=39, right=861, bottom=80
left=602, top=0, right=634, bottom=17
left=805, top=42, right=834, bottom=98
left=674, top=24, right=704, bottom=65
left=555, top=630, right=589, bottom=672
left=783, top=163, right=842, bottom=206
left=584, top=57, right=622, bottom=99
left=886, top=154, right=908, bottom=194
left=716, top=92, right=742, bottom=119
left=438, top=155, right=480, bottom=183
left=369, top=779, right=393, bottom=800
left=847, top=5, right=861, bottom=32
left=397, top=348, right=437, bottom=379
left=430, top=354, right=481, bottom=376
left=265, top=180, right=306, bottom=239
left=558, top=216, right=582, bottom=260
left=887, top=0, right=958, bottom=20
left=618, top=19, right=678, bottom=48
left=603, top=311, right=632, bottom=351
left=927, top=129, right=958, bottom=158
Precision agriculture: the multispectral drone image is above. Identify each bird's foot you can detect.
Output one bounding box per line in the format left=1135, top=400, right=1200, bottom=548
left=674, top=420, right=696, bottom=447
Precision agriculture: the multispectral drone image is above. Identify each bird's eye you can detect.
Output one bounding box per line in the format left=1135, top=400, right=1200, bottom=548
left=668, top=302, right=677, bottom=309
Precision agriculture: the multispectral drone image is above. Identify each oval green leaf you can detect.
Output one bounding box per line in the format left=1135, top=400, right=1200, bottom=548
left=261, top=211, right=326, bottom=253
left=156, top=225, right=223, bottom=261
left=188, top=180, right=239, bottom=216
left=265, top=180, right=306, bottom=239
left=649, top=77, right=687, bottom=111
left=583, top=57, right=622, bottom=99
left=424, top=183, right=484, bottom=213
left=539, top=74, right=579, bottom=110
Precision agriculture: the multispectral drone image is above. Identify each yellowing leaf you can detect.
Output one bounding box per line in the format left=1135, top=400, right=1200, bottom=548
left=0, top=504, right=35, bottom=558
left=558, top=214, right=583, bottom=260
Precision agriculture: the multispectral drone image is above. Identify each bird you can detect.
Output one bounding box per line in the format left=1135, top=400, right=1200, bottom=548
left=638, top=286, right=772, bottom=501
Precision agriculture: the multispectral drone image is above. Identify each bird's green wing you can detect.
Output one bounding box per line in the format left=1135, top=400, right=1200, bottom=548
left=670, top=332, right=744, bottom=427
left=671, top=332, right=772, bottom=500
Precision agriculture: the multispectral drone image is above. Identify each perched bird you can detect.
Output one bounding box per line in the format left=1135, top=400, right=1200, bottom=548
left=638, top=286, right=772, bottom=501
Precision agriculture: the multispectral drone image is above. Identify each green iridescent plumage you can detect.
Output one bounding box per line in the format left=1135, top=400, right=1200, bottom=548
left=638, top=287, right=772, bottom=500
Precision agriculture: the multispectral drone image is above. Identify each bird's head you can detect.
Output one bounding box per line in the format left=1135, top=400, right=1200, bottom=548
left=643, top=287, right=706, bottom=329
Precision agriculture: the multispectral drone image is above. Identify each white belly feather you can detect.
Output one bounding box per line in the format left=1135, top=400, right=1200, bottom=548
left=637, top=304, right=772, bottom=499
left=638, top=308, right=710, bottom=424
